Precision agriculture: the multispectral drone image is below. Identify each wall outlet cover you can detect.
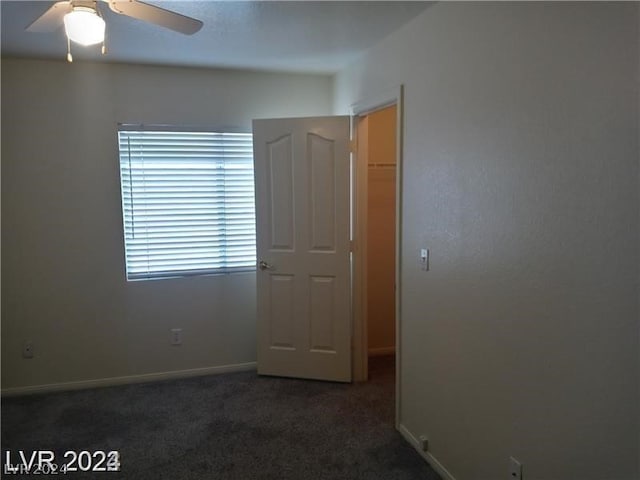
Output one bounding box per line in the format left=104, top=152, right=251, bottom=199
left=170, top=328, right=183, bottom=346
left=22, top=341, right=34, bottom=359
left=509, top=456, right=522, bottom=480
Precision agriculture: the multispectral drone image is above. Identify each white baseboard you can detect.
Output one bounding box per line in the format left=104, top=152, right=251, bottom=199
left=368, top=346, right=396, bottom=356
left=1, top=362, right=257, bottom=397
left=398, top=423, right=457, bottom=480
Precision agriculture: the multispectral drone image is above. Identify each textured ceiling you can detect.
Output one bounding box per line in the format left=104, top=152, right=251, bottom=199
left=1, top=1, right=430, bottom=73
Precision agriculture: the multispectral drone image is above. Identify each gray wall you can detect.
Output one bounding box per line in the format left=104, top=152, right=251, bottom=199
left=334, top=3, right=639, bottom=479
left=1, top=58, right=332, bottom=389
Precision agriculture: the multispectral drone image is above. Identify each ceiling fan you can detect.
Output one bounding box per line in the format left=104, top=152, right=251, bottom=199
left=26, top=0, right=203, bottom=62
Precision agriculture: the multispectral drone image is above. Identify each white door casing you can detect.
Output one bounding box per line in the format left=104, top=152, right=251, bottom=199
left=253, top=116, right=351, bottom=382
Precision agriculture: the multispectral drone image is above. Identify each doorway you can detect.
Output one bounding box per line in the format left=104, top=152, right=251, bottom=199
left=361, top=106, right=397, bottom=369
left=352, top=88, right=402, bottom=416
left=252, top=88, right=403, bottom=421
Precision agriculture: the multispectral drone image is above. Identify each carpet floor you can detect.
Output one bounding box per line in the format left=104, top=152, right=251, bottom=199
left=2, top=358, right=441, bottom=479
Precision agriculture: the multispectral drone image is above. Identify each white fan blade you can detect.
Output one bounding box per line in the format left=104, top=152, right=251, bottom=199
left=106, top=0, right=203, bottom=35
left=26, top=1, right=72, bottom=32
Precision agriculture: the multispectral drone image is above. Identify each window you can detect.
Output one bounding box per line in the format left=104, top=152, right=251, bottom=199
left=117, top=128, right=256, bottom=280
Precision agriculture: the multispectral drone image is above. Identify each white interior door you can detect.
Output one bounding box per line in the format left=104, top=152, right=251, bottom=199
left=253, top=116, right=351, bottom=382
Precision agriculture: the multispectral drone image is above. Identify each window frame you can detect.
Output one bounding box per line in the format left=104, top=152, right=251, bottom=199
left=117, top=124, right=257, bottom=281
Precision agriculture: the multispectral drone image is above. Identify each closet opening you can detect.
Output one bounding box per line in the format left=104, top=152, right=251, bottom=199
left=353, top=100, right=400, bottom=394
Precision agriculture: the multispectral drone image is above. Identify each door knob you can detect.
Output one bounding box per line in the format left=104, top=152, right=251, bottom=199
left=259, top=260, right=274, bottom=271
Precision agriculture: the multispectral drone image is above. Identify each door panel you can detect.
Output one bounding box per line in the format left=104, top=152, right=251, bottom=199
left=253, top=116, right=351, bottom=382
left=267, top=135, right=295, bottom=251
left=309, top=133, right=336, bottom=252
left=309, top=275, right=336, bottom=352
left=269, top=274, right=295, bottom=350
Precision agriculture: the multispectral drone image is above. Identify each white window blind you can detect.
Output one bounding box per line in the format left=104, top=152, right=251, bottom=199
left=118, top=129, right=256, bottom=280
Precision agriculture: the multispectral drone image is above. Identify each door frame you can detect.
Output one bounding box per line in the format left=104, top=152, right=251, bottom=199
left=350, top=85, right=404, bottom=428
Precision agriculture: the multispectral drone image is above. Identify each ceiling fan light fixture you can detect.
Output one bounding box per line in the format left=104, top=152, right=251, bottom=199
left=64, top=6, right=105, bottom=46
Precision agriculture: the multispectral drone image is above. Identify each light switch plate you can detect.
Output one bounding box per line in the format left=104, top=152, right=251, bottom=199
left=420, top=248, right=429, bottom=271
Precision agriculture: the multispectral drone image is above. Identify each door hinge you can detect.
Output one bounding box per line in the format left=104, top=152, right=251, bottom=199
left=349, top=140, right=357, bottom=154
left=350, top=240, right=356, bottom=252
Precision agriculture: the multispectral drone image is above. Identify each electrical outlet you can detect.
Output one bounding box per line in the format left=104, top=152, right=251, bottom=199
left=22, top=341, right=34, bottom=359
left=509, top=456, right=522, bottom=480
left=170, top=328, right=182, bottom=346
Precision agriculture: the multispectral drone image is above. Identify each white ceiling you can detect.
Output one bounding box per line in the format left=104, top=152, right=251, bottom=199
left=1, top=1, right=430, bottom=73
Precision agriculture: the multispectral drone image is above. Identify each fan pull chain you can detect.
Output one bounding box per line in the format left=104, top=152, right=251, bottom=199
left=98, top=1, right=106, bottom=56
left=66, top=37, right=73, bottom=63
